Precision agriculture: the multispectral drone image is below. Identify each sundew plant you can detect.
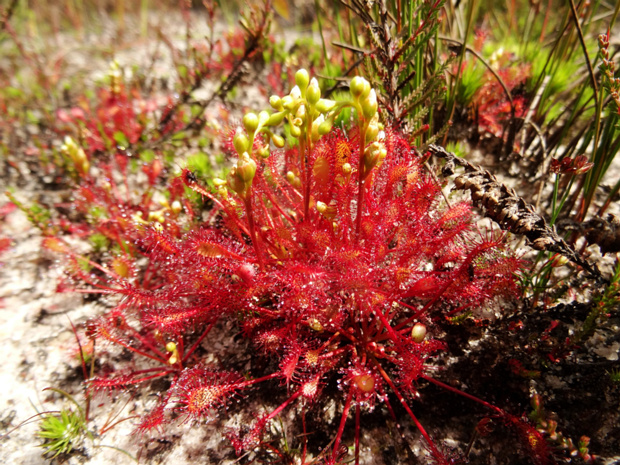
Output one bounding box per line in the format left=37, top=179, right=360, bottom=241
left=48, top=69, right=538, bottom=464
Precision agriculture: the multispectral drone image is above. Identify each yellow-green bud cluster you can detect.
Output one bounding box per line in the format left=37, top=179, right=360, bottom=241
left=316, top=200, right=337, bottom=220
left=109, top=60, right=122, bottom=95
left=227, top=151, right=257, bottom=199
left=166, top=341, right=180, bottom=365
left=363, top=140, right=387, bottom=174
left=349, top=76, right=379, bottom=130
left=286, top=170, right=301, bottom=188
left=361, top=121, right=387, bottom=178
left=61, top=136, right=89, bottom=176
left=225, top=69, right=383, bottom=200
left=262, top=70, right=342, bottom=151
left=365, top=113, right=381, bottom=143
left=350, top=75, right=379, bottom=126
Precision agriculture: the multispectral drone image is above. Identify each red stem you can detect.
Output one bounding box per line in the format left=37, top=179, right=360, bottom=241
left=259, top=388, right=302, bottom=427
left=372, top=307, right=404, bottom=351
left=420, top=374, right=504, bottom=415
left=354, top=402, right=361, bottom=465
left=332, top=388, right=353, bottom=460
left=395, top=241, right=499, bottom=331
left=182, top=319, right=218, bottom=363
left=239, top=371, right=281, bottom=389
left=129, top=370, right=175, bottom=385
left=104, top=334, right=167, bottom=364
left=67, top=288, right=117, bottom=294
left=99, top=415, right=139, bottom=435
left=244, top=196, right=264, bottom=268
left=302, top=410, right=308, bottom=465
left=373, top=360, right=444, bottom=462
left=123, top=322, right=169, bottom=361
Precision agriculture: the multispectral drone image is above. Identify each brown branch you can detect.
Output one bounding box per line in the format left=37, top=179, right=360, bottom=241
left=142, top=1, right=272, bottom=150
left=0, top=0, right=18, bottom=33
left=427, top=144, right=603, bottom=281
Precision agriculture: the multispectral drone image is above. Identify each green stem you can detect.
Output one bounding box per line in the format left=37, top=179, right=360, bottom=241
left=355, top=121, right=367, bottom=240
left=551, top=174, right=560, bottom=224
left=304, top=112, right=313, bottom=220
left=443, top=0, right=478, bottom=145
left=551, top=175, right=576, bottom=225
left=578, top=88, right=609, bottom=220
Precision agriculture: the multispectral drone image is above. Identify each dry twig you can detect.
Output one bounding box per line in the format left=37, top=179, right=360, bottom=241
left=427, top=144, right=603, bottom=281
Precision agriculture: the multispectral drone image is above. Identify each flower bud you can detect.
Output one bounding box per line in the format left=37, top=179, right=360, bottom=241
left=411, top=323, right=427, bottom=343
left=61, top=136, right=90, bottom=176
left=350, top=76, right=367, bottom=98
left=151, top=210, right=166, bottom=223
left=311, top=114, right=325, bottom=142
left=286, top=172, right=301, bottom=188
left=550, top=254, right=569, bottom=268
left=236, top=152, right=257, bottom=182
left=171, top=200, right=182, bottom=214
left=308, top=318, right=323, bottom=332
left=258, top=145, right=270, bottom=158
left=233, top=128, right=250, bottom=154
left=281, top=95, right=294, bottom=110
left=258, top=110, right=270, bottom=127
left=243, top=113, right=259, bottom=134
left=295, top=69, right=310, bottom=94
left=363, top=142, right=386, bottom=174
left=166, top=341, right=179, bottom=365
left=109, top=60, right=122, bottom=95
left=295, top=104, right=306, bottom=119
left=316, top=201, right=336, bottom=220
left=227, top=167, right=246, bottom=195
left=268, top=111, right=287, bottom=126
left=318, top=117, right=333, bottom=135
left=289, top=85, right=302, bottom=100
left=316, top=98, right=336, bottom=113
left=365, top=122, right=379, bottom=143
left=290, top=123, right=301, bottom=137
left=269, top=95, right=283, bottom=110
left=362, top=89, right=378, bottom=119
left=306, top=78, right=321, bottom=105
left=271, top=134, right=285, bottom=148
